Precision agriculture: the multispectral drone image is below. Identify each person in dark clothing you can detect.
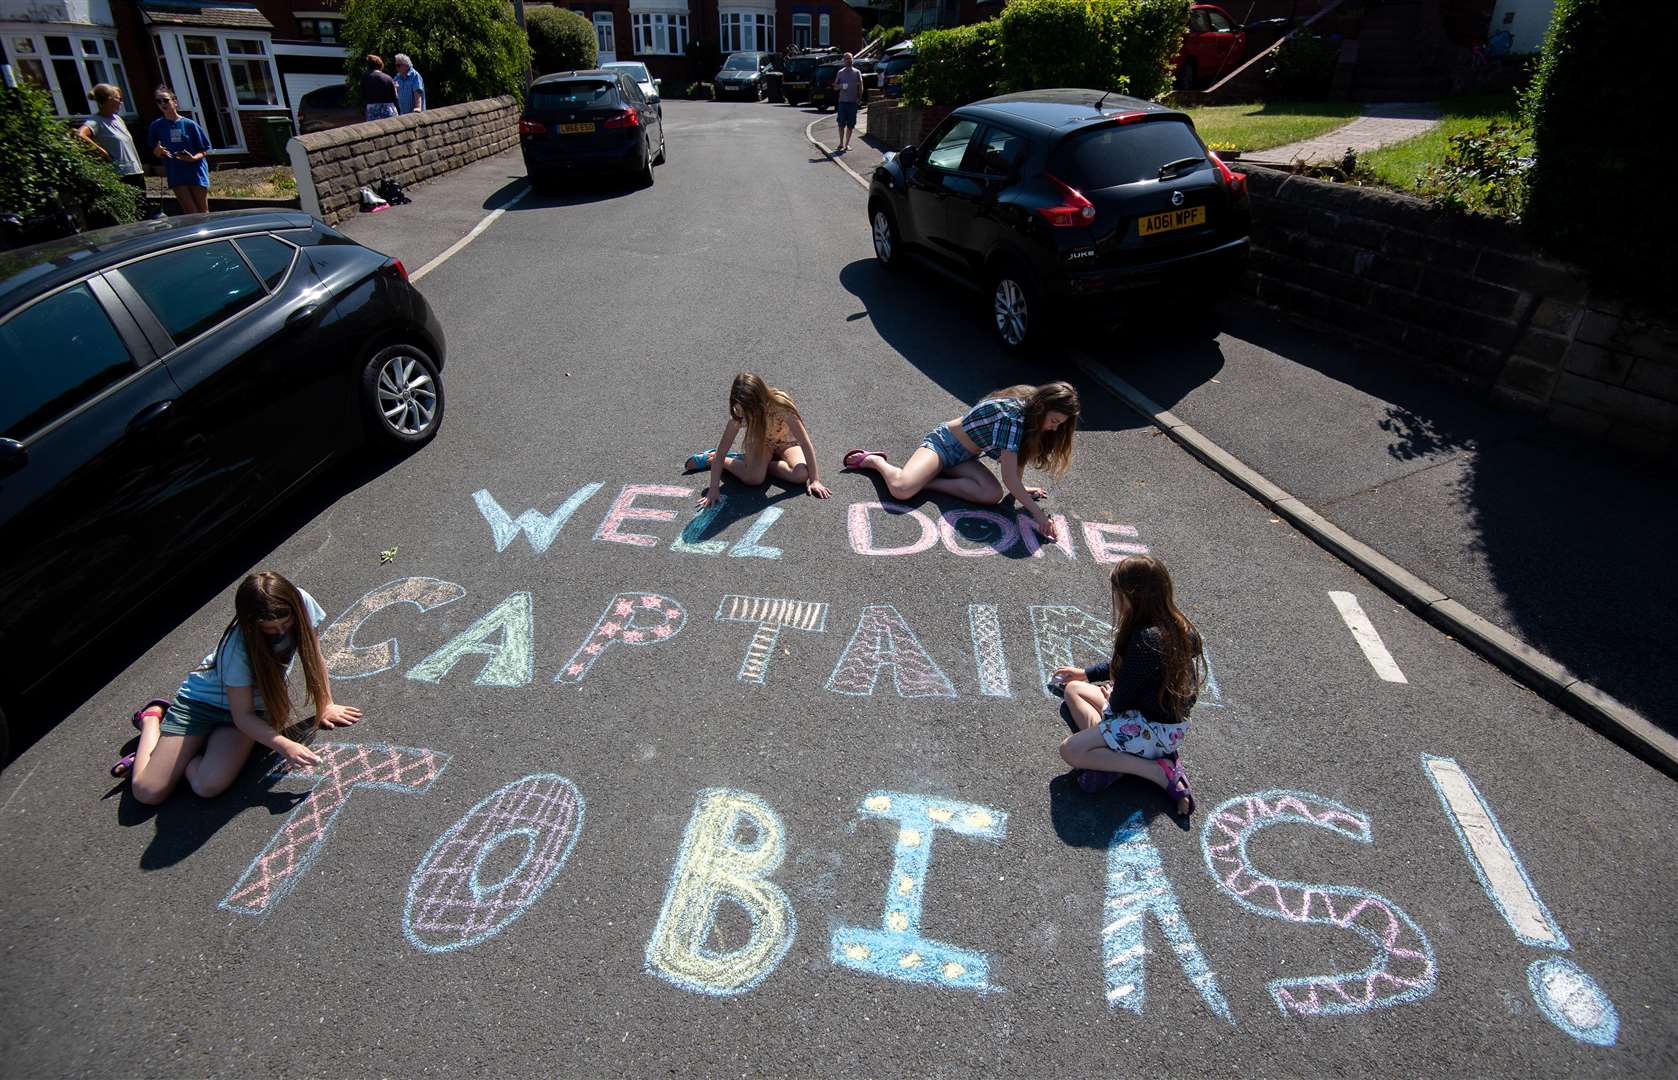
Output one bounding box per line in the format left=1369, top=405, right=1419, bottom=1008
left=362, top=54, right=399, bottom=121
left=1052, top=555, right=1203, bottom=817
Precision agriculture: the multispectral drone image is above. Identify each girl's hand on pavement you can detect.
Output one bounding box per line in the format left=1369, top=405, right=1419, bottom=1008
left=1053, top=665, right=1087, bottom=683
left=807, top=480, right=832, bottom=499
left=279, top=738, right=322, bottom=770
left=1026, top=485, right=1048, bottom=500
left=698, top=489, right=721, bottom=509
left=1035, top=514, right=1058, bottom=542
left=318, top=703, right=362, bottom=729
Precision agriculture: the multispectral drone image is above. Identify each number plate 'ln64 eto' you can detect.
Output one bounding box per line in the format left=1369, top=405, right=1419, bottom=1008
left=1138, top=206, right=1206, bottom=236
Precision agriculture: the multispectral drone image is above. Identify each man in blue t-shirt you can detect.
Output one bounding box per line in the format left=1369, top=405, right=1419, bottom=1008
left=394, top=53, right=426, bottom=114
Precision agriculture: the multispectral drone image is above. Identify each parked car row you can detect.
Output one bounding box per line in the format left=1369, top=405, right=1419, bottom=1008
left=867, top=89, right=1250, bottom=352
left=0, top=211, right=447, bottom=758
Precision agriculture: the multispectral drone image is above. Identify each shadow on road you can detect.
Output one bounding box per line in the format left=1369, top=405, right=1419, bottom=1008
left=11, top=447, right=423, bottom=764
left=482, top=175, right=640, bottom=212
left=109, top=755, right=309, bottom=871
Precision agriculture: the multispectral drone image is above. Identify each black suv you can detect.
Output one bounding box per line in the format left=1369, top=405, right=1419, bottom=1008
left=867, top=90, right=1251, bottom=351
left=519, top=70, right=666, bottom=188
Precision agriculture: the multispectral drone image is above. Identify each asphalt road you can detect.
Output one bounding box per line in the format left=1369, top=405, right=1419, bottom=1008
left=2, top=100, right=1674, bottom=1079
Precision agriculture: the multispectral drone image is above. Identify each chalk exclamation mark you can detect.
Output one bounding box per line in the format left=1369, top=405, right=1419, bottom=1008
left=1422, top=754, right=1619, bottom=1047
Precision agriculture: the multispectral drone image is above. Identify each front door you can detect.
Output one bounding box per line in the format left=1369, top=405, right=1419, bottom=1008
left=907, top=117, right=980, bottom=256
left=188, top=55, right=242, bottom=150
left=594, top=13, right=617, bottom=63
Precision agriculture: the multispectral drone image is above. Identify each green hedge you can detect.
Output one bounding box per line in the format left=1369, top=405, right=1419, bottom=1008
left=904, top=0, right=1186, bottom=107
left=527, top=6, right=596, bottom=75
left=0, top=82, right=142, bottom=232
left=1524, top=0, right=1659, bottom=297
left=902, top=21, right=1001, bottom=108
left=999, top=0, right=1186, bottom=101
left=340, top=0, right=531, bottom=105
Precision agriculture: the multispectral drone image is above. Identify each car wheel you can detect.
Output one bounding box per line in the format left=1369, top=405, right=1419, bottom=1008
left=1176, top=58, right=1197, bottom=92
left=870, top=203, right=902, bottom=269
left=640, top=137, right=656, bottom=186
left=655, top=132, right=667, bottom=165
left=361, top=342, right=444, bottom=446
left=990, top=262, right=1042, bottom=353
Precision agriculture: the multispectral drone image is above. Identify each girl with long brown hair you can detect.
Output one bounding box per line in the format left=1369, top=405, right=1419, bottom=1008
left=1051, top=555, right=1204, bottom=818
left=686, top=372, right=832, bottom=507
left=113, top=572, right=361, bottom=803
left=842, top=382, right=1079, bottom=542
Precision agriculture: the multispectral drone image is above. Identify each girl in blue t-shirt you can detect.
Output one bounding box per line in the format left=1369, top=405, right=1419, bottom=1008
left=113, top=571, right=361, bottom=804
left=146, top=87, right=211, bottom=215
left=842, top=381, right=1080, bottom=542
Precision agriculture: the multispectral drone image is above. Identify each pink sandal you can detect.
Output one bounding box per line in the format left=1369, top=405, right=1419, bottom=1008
left=842, top=449, right=885, bottom=470
left=131, top=698, right=171, bottom=731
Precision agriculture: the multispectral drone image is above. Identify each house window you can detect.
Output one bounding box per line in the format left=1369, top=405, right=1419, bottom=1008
left=631, top=12, right=689, bottom=55
left=819, top=13, right=830, bottom=47
left=792, top=13, right=811, bottom=48
left=5, top=32, right=132, bottom=116
left=225, top=38, right=278, bottom=105
left=296, top=18, right=342, bottom=43
left=719, top=9, right=773, bottom=53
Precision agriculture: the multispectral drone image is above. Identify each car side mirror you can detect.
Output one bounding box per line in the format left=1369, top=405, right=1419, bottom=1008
left=898, top=145, right=918, bottom=167
left=654, top=78, right=662, bottom=88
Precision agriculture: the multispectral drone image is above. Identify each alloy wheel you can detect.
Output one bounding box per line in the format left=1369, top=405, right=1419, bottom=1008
left=872, top=210, right=893, bottom=263
left=376, top=353, right=438, bottom=436
left=994, top=278, right=1028, bottom=347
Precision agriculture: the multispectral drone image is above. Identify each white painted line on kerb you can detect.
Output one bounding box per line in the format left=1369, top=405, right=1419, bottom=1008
left=409, top=184, right=532, bottom=283
left=1328, top=590, right=1408, bottom=683
left=1422, top=755, right=1566, bottom=948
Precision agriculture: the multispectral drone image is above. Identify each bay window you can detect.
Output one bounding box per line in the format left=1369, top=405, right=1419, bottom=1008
left=719, top=9, right=774, bottom=53
left=632, top=12, right=689, bottom=56
left=792, top=13, right=811, bottom=48
left=4, top=31, right=132, bottom=116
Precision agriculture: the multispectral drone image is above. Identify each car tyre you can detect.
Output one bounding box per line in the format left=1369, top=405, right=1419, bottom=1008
left=640, top=137, right=656, bottom=186
left=870, top=202, right=902, bottom=270
left=361, top=342, right=445, bottom=447
left=655, top=132, right=667, bottom=165
left=990, top=261, right=1043, bottom=353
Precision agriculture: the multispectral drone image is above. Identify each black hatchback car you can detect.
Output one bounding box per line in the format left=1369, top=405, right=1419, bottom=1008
left=867, top=89, right=1251, bottom=351
left=519, top=70, right=666, bottom=188
left=0, top=210, right=446, bottom=760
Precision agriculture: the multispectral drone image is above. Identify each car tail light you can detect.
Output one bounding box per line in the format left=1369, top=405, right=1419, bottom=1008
left=1037, top=174, right=1097, bottom=227
left=1209, top=151, right=1247, bottom=195
left=603, top=108, right=640, bottom=129
left=518, top=119, right=546, bottom=136
left=387, top=258, right=408, bottom=282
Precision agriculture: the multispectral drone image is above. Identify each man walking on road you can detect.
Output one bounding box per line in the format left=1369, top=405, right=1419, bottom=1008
left=832, top=52, right=861, bottom=153
left=394, top=53, right=426, bottom=115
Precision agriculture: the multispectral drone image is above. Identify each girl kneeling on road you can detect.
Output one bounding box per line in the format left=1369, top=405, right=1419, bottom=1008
left=686, top=372, right=832, bottom=507
left=842, top=381, right=1079, bottom=542
left=1051, top=555, right=1202, bottom=819
left=113, top=571, right=360, bottom=803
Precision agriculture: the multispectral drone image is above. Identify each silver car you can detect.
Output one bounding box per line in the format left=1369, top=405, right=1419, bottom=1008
left=602, top=61, right=661, bottom=115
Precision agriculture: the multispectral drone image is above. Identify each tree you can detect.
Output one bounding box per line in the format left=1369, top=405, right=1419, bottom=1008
left=341, top=0, right=533, bottom=106
left=0, top=82, right=142, bottom=233
left=526, top=6, right=596, bottom=75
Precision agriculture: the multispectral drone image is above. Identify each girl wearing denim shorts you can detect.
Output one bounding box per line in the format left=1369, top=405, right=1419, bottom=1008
left=1052, top=555, right=1203, bottom=819
left=113, top=572, right=361, bottom=804
left=841, top=381, right=1079, bottom=542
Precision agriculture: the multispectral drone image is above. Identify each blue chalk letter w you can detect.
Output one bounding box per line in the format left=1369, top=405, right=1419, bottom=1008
left=473, top=484, right=602, bottom=554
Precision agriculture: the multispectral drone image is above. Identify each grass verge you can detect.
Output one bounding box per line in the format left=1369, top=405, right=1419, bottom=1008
left=1361, top=92, right=1527, bottom=193
left=1180, top=100, right=1360, bottom=152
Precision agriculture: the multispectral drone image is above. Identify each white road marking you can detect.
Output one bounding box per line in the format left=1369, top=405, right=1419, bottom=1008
left=805, top=116, right=868, bottom=190
left=1328, top=590, right=1408, bottom=683
left=410, top=184, right=532, bottom=283
left=1423, top=755, right=1566, bottom=948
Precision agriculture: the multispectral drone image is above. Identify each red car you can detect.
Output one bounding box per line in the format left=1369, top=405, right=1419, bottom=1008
left=1174, top=4, right=1246, bottom=90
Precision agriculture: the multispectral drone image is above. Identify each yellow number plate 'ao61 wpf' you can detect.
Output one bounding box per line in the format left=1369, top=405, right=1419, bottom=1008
left=1138, top=206, right=1206, bottom=236
left=559, top=122, right=594, bottom=134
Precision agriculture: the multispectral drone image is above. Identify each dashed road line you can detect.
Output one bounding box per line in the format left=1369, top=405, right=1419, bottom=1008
left=1329, top=590, right=1408, bottom=683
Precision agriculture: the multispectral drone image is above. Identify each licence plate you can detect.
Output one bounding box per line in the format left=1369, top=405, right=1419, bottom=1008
left=558, top=122, right=594, bottom=135
left=1138, top=206, right=1206, bottom=236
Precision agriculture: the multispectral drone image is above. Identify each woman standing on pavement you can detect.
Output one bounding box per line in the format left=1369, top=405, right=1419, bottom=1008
left=362, top=54, right=400, bottom=121
left=77, top=84, right=145, bottom=191
left=146, top=88, right=211, bottom=215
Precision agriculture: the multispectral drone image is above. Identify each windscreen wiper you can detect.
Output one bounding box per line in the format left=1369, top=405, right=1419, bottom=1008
left=1158, top=156, right=1205, bottom=179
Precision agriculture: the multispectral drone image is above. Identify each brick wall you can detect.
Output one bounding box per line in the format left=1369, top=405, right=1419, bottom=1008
left=865, top=101, right=950, bottom=151
left=287, top=97, right=519, bottom=224
left=1236, top=165, right=1678, bottom=460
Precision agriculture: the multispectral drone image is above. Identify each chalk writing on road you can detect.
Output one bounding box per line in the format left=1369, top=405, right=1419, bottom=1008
left=1030, top=604, right=1225, bottom=708
left=221, top=742, right=450, bottom=917
left=406, top=591, right=534, bottom=687
left=1422, top=755, right=1618, bottom=1047
left=826, top=605, right=958, bottom=698
left=556, top=592, right=687, bottom=684
left=715, top=594, right=829, bottom=684
left=320, top=576, right=467, bottom=680
left=831, top=792, right=1007, bottom=993
left=405, top=773, right=584, bottom=953
left=1104, top=811, right=1233, bottom=1022
left=645, top=789, right=796, bottom=996
left=1201, top=790, right=1437, bottom=1016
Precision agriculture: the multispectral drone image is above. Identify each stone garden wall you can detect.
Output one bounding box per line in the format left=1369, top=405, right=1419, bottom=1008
left=1234, top=165, right=1677, bottom=460
left=287, top=97, right=519, bottom=225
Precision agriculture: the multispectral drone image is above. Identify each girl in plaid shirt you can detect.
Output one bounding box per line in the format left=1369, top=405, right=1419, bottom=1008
left=842, top=382, right=1079, bottom=541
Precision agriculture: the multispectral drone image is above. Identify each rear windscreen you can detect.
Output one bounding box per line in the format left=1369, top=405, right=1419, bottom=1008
left=1048, top=120, right=1206, bottom=189
left=531, top=81, right=617, bottom=110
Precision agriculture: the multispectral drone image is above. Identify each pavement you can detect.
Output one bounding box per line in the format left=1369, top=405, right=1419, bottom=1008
left=1250, top=102, right=1443, bottom=166
left=2, top=99, right=1674, bottom=1078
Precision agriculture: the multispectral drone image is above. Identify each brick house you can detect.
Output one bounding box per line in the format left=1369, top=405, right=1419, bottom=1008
left=535, top=0, right=877, bottom=85
left=1, top=1, right=351, bottom=163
